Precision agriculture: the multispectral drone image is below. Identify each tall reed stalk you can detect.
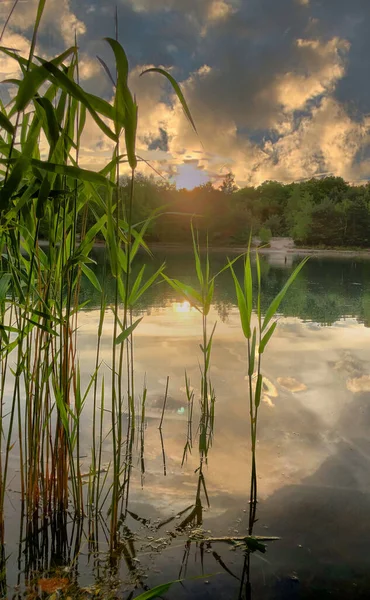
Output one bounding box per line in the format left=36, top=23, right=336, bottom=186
left=229, top=248, right=308, bottom=532
left=163, top=227, right=220, bottom=510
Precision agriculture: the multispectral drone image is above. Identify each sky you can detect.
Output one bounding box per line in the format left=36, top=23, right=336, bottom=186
left=0, top=0, right=369, bottom=189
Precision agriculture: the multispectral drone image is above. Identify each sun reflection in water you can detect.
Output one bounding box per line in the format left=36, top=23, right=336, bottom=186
left=172, top=300, right=193, bottom=313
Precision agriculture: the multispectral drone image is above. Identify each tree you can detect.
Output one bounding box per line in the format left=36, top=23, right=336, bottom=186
left=258, top=227, right=272, bottom=245
left=288, top=191, right=314, bottom=244
left=220, top=172, right=238, bottom=195
left=198, top=181, right=215, bottom=192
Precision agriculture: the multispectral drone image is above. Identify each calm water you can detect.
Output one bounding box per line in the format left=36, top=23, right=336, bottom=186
left=4, top=249, right=370, bottom=599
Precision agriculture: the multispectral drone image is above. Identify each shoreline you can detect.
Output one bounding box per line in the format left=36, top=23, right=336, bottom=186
left=145, top=239, right=370, bottom=260
left=42, top=238, right=370, bottom=259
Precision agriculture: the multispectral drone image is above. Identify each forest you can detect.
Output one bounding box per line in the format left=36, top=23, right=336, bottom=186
left=77, top=173, right=370, bottom=248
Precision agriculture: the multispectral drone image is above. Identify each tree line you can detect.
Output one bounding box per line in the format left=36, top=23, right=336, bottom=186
left=66, top=173, right=370, bottom=248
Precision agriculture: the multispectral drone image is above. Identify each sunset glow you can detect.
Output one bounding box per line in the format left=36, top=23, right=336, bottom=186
left=1, top=0, right=369, bottom=187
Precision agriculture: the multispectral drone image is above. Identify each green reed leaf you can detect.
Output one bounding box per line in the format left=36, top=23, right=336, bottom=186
left=84, top=90, right=118, bottom=122
left=0, top=111, right=14, bottom=135
left=204, top=278, right=214, bottom=316
left=78, top=215, right=107, bottom=254
left=0, top=273, right=11, bottom=300
left=244, top=247, right=253, bottom=320
left=20, top=111, right=30, bottom=149
left=0, top=155, right=29, bottom=211
left=81, top=263, right=102, bottom=292
left=229, top=261, right=250, bottom=339
left=104, top=37, right=137, bottom=169
left=129, top=263, right=165, bottom=306
left=29, top=158, right=113, bottom=186
left=40, top=61, right=118, bottom=141
left=30, top=309, right=61, bottom=324
left=248, top=327, right=256, bottom=376
left=26, top=318, right=58, bottom=336
left=115, top=316, right=143, bottom=345
left=259, top=321, right=277, bottom=354
left=205, top=321, right=217, bottom=371
left=0, top=47, right=29, bottom=72
left=54, top=390, right=70, bottom=434
left=135, top=582, right=176, bottom=600
left=256, top=250, right=261, bottom=325
left=35, top=96, right=59, bottom=153
left=96, top=55, right=116, bottom=87
left=99, top=154, right=128, bottom=178
left=35, top=174, right=51, bottom=218
left=191, top=223, right=203, bottom=287
left=141, top=67, right=197, bottom=135
left=29, top=0, right=47, bottom=66
left=255, top=374, right=263, bottom=408
left=162, top=274, right=202, bottom=309
left=15, top=47, right=76, bottom=112
left=128, top=264, right=145, bottom=304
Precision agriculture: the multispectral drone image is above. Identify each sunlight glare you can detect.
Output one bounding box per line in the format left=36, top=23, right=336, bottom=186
left=172, top=300, right=192, bottom=313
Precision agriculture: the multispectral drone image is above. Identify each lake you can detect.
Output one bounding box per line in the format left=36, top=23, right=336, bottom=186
left=3, top=249, right=370, bottom=599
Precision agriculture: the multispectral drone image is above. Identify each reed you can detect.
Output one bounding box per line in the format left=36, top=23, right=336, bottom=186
left=162, top=227, right=217, bottom=509
left=229, top=247, right=308, bottom=532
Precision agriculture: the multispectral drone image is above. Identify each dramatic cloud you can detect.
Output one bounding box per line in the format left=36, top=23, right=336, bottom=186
left=0, top=0, right=85, bottom=48
left=2, top=0, right=370, bottom=186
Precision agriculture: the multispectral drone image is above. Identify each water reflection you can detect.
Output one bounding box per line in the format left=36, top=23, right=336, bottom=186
left=3, top=251, right=370, bottom=598
left=82, top=248, right=370, bottom=327
left=90, top=309, right=368, bottom=506
left=79, top=304, right=370, bottom=595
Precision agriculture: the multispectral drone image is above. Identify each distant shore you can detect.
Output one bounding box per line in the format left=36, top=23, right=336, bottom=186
left=40, top=237, right=370, bottom=260
left=146, top=237, right=370, bottom=260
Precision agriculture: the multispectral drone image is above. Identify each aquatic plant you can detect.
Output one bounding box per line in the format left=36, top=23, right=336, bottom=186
left=229, top=247, right=308, bottom=532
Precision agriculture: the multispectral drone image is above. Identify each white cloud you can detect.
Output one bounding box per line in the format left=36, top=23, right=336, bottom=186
left=207, top=0, right=237, bottom=22
left=249, top=97, right=370, bottom=184
left=129, top=46, right=370, bottom=187
left=0, top=31, right=30, bottom=81
left=79, top=56, right=101, bottom=81
left=72, top=30, right=369, bottom=188
left=275, top=38, right=350, bottom=111
left=3, top=0, right=86, bottom=46
left=1, top=0, right=367, bottom=189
